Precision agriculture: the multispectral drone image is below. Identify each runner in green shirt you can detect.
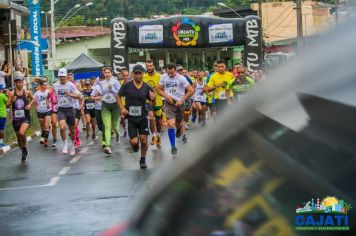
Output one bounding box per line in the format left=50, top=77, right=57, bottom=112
left=226, top=65, right=255, bottom=102
left=0, top=84, right=8, bottom=147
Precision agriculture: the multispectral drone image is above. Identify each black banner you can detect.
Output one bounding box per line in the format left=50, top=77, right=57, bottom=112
left=111, top=15, right=263, bottom=71
left=110, top=18, right=129, bottom=74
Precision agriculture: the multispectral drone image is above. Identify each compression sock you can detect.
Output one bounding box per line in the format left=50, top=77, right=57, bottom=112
left=168, top=128, right=176, bottom=148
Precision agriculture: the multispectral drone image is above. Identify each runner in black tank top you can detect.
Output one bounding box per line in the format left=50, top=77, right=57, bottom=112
left=81, top=80, right=96, bottom=141
left=6, top=74, right=34, bottom=163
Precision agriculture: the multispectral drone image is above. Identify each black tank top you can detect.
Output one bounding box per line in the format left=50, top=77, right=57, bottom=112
left=83, top=89, right=94, bottom=110
left=12, top=90, right=30, bottom=121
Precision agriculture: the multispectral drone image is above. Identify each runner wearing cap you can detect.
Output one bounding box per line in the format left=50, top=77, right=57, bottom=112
left=157, top=63, right=194, bottom=155
left=118, top=64, right=155, bottom=169
left=6, top=73, right=34, bottom=163
left=34, top=78, right=51, bottom=147
left=91, top=67, right=121, bottom=155
left=53, top=68, right=81, bottom=156
left=81, top=79, right=96, bottom=141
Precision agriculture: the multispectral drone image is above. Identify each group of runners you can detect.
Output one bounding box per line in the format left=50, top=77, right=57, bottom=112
left=0, top=59, right=257, bottom=168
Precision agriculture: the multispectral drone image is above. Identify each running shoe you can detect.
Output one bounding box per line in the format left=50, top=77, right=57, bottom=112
left=69, top=142, right=76, bottom=156
left=191, top=115, right=197, bottom=123
left=52, top=140, right=57, bottom=148
left=156, top=135, right=161, bottom=147
left=44, top=140, right=49, bottom=148
left=86, top=134, right=90, bottom=141
left=150, top=136, right=157, bottom=145
left=92, top=133, right=96, bottom=141
left=139, top=159, right=147, bottom=169
left=77, top=138, right=81, bottom=146
left=40, top=137, right=44, bottom=145
left=103, top=146, right=112, bottom=155
left=182, top=134, right=188, bottom=144
left=171, top=147, right=178, bottom=155
left=116, top=134, right=120, bottom=144
left=21, top=147, right=29, bottom=163
left=62, top=140, right=68, bottom=154
left=0, top=143, right=7, bottom=148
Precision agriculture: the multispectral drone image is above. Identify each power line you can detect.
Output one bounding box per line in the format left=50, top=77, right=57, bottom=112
left=264, top=4, right=294, bottom=30
left=267, top=8, right=295, bottom=33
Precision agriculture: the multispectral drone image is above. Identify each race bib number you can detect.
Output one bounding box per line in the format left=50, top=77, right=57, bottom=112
left=195, top=95, right=205, bottom=102
left=129, top=106, right=142, bottom=116
left=168, top=87, right=177, bottom=96
left=86, top=103, right=95, bottom=110
left=14, top=109, right=25, bottom=118
left=40, top=100, right=47, bottom=108
left=219, top=92, right=227, bottom=100
left=102, top=93, right=115, bottom=103
left=58, top=97, right=69, bottom=106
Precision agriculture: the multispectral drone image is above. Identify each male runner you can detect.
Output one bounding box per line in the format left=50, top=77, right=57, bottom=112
left=6, top=74, right=34, bottom=163
left=53, top=68, right=81, bottom=156
left=157, top=63, right=194, bottom=155
left=118, top=64, right=155, bottom=169
left=143, top=59, right=163, bottom=147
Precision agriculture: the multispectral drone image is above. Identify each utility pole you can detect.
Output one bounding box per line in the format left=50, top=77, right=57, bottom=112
left=335, top=0, right=339, bottom=26
left=8, top=19, right=14, bottom=89
left=258, top=0, right=262, bottom=18
left=50, top=0, right=56, bottom=69
left=296, top=0, right=304, bottom=51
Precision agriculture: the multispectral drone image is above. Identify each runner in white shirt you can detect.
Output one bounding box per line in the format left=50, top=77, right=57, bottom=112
left=91, top=67, right=121, bottom=155
left=52, top=68, right=81, bottom=156
left=192, top=71, right=208, bottom=127
left=34, top=78, right=51, bottom=147
left=157, top=63, right=194, bottom=155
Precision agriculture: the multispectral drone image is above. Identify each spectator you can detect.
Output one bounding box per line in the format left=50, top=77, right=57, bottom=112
left=0, top=63, right=11, bottom=89
left=1, top=61, right=12, bottom=89
left=0, top=84, right=7, bottom=147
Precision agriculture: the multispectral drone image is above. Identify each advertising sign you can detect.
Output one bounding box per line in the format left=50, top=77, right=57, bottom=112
left=28, top=0, right=43, bottom=76
left=139, top=25, right=163, bottom=44
left=171, top=17, right=200, bottom=46
left=209, top=23, right=233, bottom=43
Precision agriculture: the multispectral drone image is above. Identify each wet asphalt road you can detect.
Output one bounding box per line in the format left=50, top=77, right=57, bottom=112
left=0, top=125, right=201, bottom=236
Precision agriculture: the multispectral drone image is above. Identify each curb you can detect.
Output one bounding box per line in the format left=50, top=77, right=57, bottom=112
left=0, top=131, right=41, bottom=156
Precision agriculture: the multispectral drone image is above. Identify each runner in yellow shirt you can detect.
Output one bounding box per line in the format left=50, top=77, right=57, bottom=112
left=143, top=59, right=163, bottom=147
left=204, top=59, right=233, bottom=115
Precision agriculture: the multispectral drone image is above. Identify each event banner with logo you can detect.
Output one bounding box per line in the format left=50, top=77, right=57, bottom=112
left=111, top=16, right=262, bottom=73
left=28, top=0, right=43, bottom=76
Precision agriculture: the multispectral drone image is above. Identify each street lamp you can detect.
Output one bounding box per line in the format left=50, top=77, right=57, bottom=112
left=96, top=17, right=108, bottom=32
left=56, top=4, right=81, bottom=28
left=57, top=2, right=93, bottom=29
left=217, top=2, right=243, bottom=18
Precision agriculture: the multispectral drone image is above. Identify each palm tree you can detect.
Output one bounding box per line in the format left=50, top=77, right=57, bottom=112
left=344, top=203, right=352, bottom=214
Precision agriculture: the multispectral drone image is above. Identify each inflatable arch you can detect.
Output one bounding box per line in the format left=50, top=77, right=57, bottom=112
left=110, top=15, right=262, bottom=74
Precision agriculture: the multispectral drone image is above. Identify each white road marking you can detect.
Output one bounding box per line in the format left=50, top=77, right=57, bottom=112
left=47, top=176, right=61, bottom=186
left=58, top=166, right=71, bottom=175
left=0, top=176, right=61, bottom=191
left=0, top=138, right=92, bottom=191
left=69, top=155, right=81, bottom=164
